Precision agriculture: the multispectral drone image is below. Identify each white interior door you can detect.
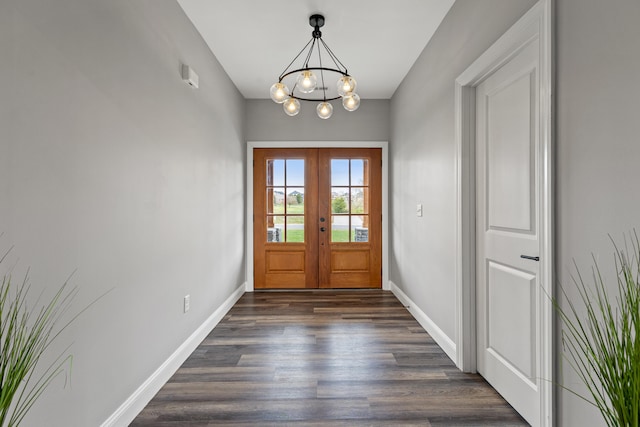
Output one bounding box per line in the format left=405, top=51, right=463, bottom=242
left=476, top=38, right=541, bottom=425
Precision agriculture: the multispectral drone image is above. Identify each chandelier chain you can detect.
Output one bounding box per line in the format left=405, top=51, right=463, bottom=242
left=278, top=38, right=314, bottom=80
left=302, top=38, right=317, bottom=68
left=318, top=42, right=327, bottom=101
left=320, top=38, right=349, bottom=75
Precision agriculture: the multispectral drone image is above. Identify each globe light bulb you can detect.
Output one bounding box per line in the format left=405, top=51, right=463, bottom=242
left=283, top=98, right=301, bottom=116
left=316, top=102, right=333, bottom=119
left=342, top=92, right=361, bottom=112
left=337, top=76, right=357, bottom=96
left=270, top=82, right=289, bottom=104
left=297, top=70, right=317, bottom=94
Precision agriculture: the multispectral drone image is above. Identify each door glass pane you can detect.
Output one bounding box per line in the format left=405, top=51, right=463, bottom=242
left=350, top=187, right=368, bottom=214
left=286, top=159, right=304, bottom=186
left=331, top=216, right=349, bottom=242
left=266, top=159, right=305, bottom=243
left=286, top=188, right=304, bottom=215
left=267, top=216, right=284, bottom=243
left=351, top=216, right=369, bottom=242
left=268, top=187, right=285, bottom=214
left=350, top=159, right=368, bottom=186
left=331, top=188, right=349, bottom=214
left=267, top=159, right=285, bottom=186
left=331, top=159, right=350, bottom=186
left=286, top=217, right=304, bottom=242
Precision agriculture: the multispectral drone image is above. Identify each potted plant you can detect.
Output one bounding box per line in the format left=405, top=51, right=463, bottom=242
left=555, top=233, right=640, bottom=427
left=0, top=248, right=80, bottom=427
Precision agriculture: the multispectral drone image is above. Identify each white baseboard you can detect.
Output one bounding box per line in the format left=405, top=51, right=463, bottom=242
left=101, top=283, right=246, bottom=427
left=389, top=281, right=457, bottom=363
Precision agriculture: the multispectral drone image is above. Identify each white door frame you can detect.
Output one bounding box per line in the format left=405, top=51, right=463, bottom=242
left=246, top=141, right=389, bottom=292
left=454, top=1, right=553, bottom=425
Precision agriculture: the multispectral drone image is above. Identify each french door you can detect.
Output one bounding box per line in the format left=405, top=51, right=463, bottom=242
left=253, top=148, right=382, bottom=289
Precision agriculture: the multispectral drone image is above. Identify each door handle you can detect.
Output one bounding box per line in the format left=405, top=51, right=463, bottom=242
left=520, top=255, right=539, bottom=261
left=320, top=227, right=326, bottom=232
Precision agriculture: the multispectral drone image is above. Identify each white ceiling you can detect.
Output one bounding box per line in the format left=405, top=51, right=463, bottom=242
left=176, top=0, right=455, bottom=100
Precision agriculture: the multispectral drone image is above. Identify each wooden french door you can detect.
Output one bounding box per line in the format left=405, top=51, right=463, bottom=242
left=318, top=148, right=382, bottom=288
left=253, top=148, right=382, bottom=289
left=254, top=148, right=319, bottom=289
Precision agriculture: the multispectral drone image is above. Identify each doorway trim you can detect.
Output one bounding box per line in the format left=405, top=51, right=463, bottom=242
left=246, top=141, right=389, bottom=292
left=454, top=0, right=553, bottom=425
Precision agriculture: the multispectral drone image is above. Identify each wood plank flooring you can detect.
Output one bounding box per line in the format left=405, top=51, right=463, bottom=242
left=131, top=291, right=528, bottom=426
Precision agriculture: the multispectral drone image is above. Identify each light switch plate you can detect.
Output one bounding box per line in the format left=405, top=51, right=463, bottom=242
left=184, top=295, right=190, bottom=313
left=417, top=204, right=423, bottom=217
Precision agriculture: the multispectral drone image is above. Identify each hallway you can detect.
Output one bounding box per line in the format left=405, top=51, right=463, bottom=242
left=132, top=291, right=527, bottom=426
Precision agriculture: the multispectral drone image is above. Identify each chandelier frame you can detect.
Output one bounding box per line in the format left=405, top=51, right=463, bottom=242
left=270, top=13, right=360, bottom=118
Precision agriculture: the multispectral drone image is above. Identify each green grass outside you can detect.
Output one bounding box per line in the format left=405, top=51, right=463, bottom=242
left=286, top=229, right=304, bottom=242
left=269, top=202, right=366, bottom=243
left=272, top=203, right=304, bottom=215
left=282, top=229, right=357, bottom=243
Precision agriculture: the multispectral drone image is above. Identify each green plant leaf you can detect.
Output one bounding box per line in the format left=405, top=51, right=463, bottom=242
left=0, top=248, right=109, bottom=427
left=555, top=232, right=640, bottom=427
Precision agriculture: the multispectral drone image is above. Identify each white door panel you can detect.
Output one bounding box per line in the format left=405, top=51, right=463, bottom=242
left=487, top=261, right=535, bottom=379
left=486, top=72, right=535, bottom=232
left=477, top=38, right=541, bottom=426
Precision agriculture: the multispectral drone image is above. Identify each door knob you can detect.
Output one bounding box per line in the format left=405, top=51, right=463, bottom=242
left=320, top=227, right=326, bottom=232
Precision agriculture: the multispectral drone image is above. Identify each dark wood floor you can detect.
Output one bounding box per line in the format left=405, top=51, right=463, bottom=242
left=132, top=291, right=528, bottom=426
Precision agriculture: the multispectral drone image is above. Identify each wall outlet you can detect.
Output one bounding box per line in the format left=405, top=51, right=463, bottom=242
left=183, top=295, right=190, bottom=313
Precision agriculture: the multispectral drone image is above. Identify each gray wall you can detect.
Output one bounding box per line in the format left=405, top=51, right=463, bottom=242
left=0, top=0, right=246, bottom=425
left=246, top=99, right=390, bottom=141
left=389, top=0, right=537, bottom=343
left=556, top=0, right=640, bottom=425
left=2, top=0, right=639, bottom=425
left=391, top=0, right=640, bottom=425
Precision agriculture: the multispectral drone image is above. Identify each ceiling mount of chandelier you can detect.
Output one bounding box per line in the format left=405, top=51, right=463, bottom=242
left=270, top=14, right=360, bottom=119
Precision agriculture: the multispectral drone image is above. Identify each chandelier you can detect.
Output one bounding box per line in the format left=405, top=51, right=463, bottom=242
left=269, top=14, right=360, bottom=119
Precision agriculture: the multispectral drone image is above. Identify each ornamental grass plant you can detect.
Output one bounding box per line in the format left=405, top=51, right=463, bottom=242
left=0, top=248, right=79, bottom=427
left=556, top=233, right=640, bottom=427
